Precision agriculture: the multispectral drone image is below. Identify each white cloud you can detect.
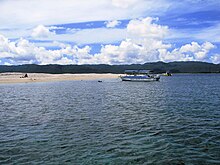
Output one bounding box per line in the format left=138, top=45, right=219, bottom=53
left=42, top=28, right=127, bottom=45
left=194, top=23, right=220, bottom=42
left=0, top=17, right=218, bottom=65
left=167, top=23, right=220, bottom=43
left=111, top=0, right=138, bottom=8
left=180, top=42, right=201, bottom=53
left=178, top=42, right=215, bottom=61
left=31, top=25, right=55, bottom=38
left=91, top=17, right=171, bottom=64
left=0, top=0, right=170, bottom=29
left=1, top=1, right=219, bottom=65
left=0, top=28, right=30, bottom=39
left=210, top=54, right=220, bottom=64
left=1, top=24, right=126, bottom=46
left=49, top=26, right=65, bottom=30
left=1, top=25, right=126, bottom=45
left=0, top=35, right=37, bottom=63
left=56, top=17, right=171, bottom=64
left=88, top=17, right=216, bottom=64
left=0, top=26, right=65, bottom=40
left=127, top=17, right=168, bottom=39
left=159, top=41, right=215, bottom=62
left=105, top=20, right=121, bottom=28
left=0, top=34, right=77, bottom=64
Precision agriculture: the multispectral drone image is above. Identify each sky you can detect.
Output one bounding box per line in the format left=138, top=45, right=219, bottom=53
left=0, top=0, right=220, bottom=65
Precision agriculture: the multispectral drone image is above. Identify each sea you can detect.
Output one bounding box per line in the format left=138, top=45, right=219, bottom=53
left=0, top=74, right=220, bottom=165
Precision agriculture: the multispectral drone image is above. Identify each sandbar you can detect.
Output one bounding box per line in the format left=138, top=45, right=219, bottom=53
left=0, top=73, right=121, bottom=84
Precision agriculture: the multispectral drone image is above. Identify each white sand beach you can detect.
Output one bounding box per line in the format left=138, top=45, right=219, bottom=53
left=0, top=73, right=121, bottom=84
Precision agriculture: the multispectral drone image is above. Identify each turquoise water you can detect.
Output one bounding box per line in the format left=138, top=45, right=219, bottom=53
left=0, top=74, right=220, bottom=164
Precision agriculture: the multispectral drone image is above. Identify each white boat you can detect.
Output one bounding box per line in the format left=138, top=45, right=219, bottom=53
left=120, top=70, right=160, bottom=82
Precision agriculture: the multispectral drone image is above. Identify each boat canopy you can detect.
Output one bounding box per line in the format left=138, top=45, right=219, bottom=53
left=124, top=70, right=153, bottom=75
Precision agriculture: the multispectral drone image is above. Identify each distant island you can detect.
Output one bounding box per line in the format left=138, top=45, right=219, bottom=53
left=0, top=61, right=220, bottom=74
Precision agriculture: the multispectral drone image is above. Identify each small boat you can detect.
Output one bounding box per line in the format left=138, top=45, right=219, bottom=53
left=120, top=70, right=160, bottom=82
left=163, top=71, right=172, bottom=76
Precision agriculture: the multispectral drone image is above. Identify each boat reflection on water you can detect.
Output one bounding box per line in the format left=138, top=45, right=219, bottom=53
left=120, top=70, right=160, bottom=82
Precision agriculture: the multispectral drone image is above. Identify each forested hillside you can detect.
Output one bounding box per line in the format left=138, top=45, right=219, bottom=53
left=0, top=61, right=219, bottom=74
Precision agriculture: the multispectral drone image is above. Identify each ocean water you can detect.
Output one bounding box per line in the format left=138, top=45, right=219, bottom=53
left=0, top=74, right=220, bottom=165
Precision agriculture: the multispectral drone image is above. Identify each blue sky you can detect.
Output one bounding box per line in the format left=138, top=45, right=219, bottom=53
left=0, top=0, right=220, bottom=65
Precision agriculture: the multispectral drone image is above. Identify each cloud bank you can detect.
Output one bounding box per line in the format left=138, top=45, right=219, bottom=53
left=0, top=17, right=219, bottom=65
left=31, top=25, right=55, bottom=38
left=0, top=0, right=170, bottom=29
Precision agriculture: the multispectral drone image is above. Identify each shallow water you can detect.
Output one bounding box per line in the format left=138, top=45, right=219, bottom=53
left=0, top=74, right=220, bottom=164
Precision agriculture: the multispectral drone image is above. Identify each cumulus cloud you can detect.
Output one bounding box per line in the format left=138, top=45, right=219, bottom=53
left=105, top=20, right=121, bottom=28
left=88, top=17, right=171, bottom=64
left=0, top=17, right=219, bottom=65
left=159, top=41, right=215, bottom=62
left=210, top=54, right=220, bottom=64
left=127, top=17, right=168, bottom=39
left=178, top=42, right=215, bottom=61
left=31, top=25, right=55, bottom=38
left=89, top=17, right=217, bottom=64
left=0, top=34, right=87, bottom=65
left=0, top=35, right=37, bottom=63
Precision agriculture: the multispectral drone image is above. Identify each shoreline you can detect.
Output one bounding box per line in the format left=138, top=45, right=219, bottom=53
left=1, top=72, right=219, bottom=84
left=0, top=73, right=121, bottom=84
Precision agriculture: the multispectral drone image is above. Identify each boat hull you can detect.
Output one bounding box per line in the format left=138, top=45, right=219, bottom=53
left=120, top=76, right=160, bottom=82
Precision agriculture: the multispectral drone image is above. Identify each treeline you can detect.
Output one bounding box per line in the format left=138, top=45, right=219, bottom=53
left=0, top=61, right=220, bottom=74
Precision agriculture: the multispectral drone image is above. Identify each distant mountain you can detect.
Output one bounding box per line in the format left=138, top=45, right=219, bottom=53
left=0, top=61, right=219, bottom=74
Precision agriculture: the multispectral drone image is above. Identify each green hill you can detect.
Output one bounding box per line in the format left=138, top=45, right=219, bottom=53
left=0, top=61, right=219, bottom=74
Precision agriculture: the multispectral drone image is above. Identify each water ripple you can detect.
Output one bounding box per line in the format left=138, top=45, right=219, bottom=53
left=0, top=75, right=220, bottom=164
